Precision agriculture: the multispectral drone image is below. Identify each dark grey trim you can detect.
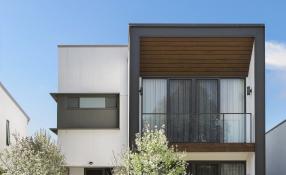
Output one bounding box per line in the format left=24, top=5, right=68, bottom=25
left=266, top=120, right=286, bottom=134
left=129, top=23, right=265, bottom=28
left=50, top=92, right=121, bottom=101
left=254, top=27, right=265, bottom=175
left=0, top=82, right=30, bottom=121
left=58, top=45, right=128, bottom=48
left=129, top=24, right=265, bottom=175
left=49, top=128, right=58, bottom=135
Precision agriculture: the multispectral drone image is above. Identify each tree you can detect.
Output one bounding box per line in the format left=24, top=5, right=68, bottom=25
left=0, top=130, right=67, bottom=175
left=113, top=127, right=186, bottom=175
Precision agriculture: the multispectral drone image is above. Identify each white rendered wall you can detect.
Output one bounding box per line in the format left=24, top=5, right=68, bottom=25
left=0, top=84, right=28, bottom=150
left=184, top=152, right=255, bottom=175
left=246, top=45, right=255, bottom=143
left=266, top=122, right=286, bottom=175
left=57, top=46, right=128, bottom=167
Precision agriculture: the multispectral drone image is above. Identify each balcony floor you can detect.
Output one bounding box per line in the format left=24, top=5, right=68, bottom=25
left=171, top=143, right=255, bottom=152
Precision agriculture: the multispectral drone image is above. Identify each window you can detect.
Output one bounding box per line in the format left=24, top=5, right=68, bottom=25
left=85, top=168, right=112, bottom=175
left=187, top=162, right=246, bottom=175
left=67, top=95, right=118, bottom=109
left=6, top=120, right=10, bottom=146
left=141, top=78, right=247, bottom=143
left=80, top=97, right=106, bottom=108
left=142, top=79, right=167, bottom=130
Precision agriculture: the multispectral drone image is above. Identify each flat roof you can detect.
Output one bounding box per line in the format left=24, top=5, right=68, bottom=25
left=0, top=82, right=30, bottom=121
left=129, top=23, right=265, bottom=28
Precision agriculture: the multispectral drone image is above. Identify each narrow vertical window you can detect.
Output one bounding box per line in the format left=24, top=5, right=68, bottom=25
left=168, top=79, right=192, bottom=142
left=220, top=79, right=245, bottom=143
left=6, top=120, right=10, bottom=146
left=142, top=79, right=167, bottom=130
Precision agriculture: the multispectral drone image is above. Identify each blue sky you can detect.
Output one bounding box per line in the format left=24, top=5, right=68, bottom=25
left=0, top=0, right=286, bottom=135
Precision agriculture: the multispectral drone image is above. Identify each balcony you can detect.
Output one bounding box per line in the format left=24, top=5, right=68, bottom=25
left=142, top=113, right=253, bottom=144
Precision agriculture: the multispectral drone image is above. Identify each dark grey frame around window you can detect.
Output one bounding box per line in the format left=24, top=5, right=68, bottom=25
left=141, top=77, right=250, bottom=143
left=56, top=93, right=120, bottom=129
left=6, top=120, right=10, bottom=146
left=67, top=94, right=118, bottom=109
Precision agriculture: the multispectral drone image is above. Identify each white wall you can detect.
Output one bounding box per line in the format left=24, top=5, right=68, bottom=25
left=246, top=44, right=255, bottom=143
left=266, top=121, right=286, bottom=175
left=57, top=46, right=128, bottom=168
left=184, top=152, right=255, bottom=175
left=0, top=84, right=29, bottom=151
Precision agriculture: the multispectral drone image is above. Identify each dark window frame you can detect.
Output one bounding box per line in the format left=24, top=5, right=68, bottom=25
left=6, top=120, right=10, bottom=146
left=84, top=168, right=112, bottom=175
left=66, top=94, right=119, bottom=110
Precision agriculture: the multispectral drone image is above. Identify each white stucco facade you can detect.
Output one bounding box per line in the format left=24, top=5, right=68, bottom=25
left=0, top=83, right=29, bottom=151
left=57, top=46, right=128, bottom=172
left=266, top=121, right=286, bottom=175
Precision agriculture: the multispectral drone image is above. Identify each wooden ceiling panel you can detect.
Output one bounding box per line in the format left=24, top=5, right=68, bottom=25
left=140, top=37, right=254, bottom=77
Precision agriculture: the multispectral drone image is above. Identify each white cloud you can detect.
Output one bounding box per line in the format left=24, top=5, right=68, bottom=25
left=266, top=41, right=286, bottom=69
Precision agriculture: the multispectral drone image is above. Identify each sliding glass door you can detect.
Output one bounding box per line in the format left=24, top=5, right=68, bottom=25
left=196, top=80, right=219, bottom=142
left=168, top=79, right=192, bottom=142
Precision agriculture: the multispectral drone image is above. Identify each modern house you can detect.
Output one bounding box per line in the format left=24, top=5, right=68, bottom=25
left=0, top=82, right=30, bottom=150
left=51, top=24, right=265, bottom=175
left=266, top=120, right=286, bottom=175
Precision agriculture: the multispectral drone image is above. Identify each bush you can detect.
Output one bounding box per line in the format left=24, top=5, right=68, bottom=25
left=113, top=127, right=186, bottom=175
left=0, top=130, right=67, bottom=175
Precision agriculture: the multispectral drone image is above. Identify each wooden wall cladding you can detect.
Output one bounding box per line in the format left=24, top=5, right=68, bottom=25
left=171, top=143, right=255, bottom=152
left=140, top=37, right=254, bottom=77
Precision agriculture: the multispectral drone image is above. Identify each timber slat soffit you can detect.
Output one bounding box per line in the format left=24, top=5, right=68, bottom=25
left=140, top=37, right=254, bottom=77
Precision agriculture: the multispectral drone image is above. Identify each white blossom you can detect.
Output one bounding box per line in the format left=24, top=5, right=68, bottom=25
left=0, top=130, right=67, bottom=175
left=113, top=127, right=186, bottom=175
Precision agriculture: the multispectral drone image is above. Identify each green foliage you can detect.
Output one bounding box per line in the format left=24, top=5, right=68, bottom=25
left=113, top=128, right=186, bottom=175
left=0, top=130, right=68, bottom=175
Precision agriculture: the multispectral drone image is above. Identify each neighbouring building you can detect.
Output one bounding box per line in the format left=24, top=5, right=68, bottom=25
left=0, top=82, right=30, bottom=150
left=51, top=24, right=265, bottom=175
left=266, top=120, right=286, bottom=175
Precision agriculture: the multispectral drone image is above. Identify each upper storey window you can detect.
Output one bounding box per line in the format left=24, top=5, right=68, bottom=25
left=141, top=78, right=251, bottom=143
left=67, top=95, right=118, bottom=109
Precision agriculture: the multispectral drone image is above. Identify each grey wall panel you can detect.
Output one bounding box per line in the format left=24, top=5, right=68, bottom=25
left=57, top=94, right=119, bottom=129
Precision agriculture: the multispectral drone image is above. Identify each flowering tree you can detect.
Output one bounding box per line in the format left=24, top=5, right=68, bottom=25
left=113, top=127, right=186, bottom=175
left=0, top=130, right=67, bottom=175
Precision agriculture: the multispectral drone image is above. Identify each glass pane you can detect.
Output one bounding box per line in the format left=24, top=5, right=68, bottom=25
left=80, top=97, right=106, bottom=108
left=168, top=79, right=192, bottom=142
left=196, top=164, right=219, bottom=175
left=142, top=79, right=167, bottom=130
left=220, top=79, right=245, bottom=143
left=197, top=80, right=219, bottom=142
left=221, top=163, right=245, bottom=175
